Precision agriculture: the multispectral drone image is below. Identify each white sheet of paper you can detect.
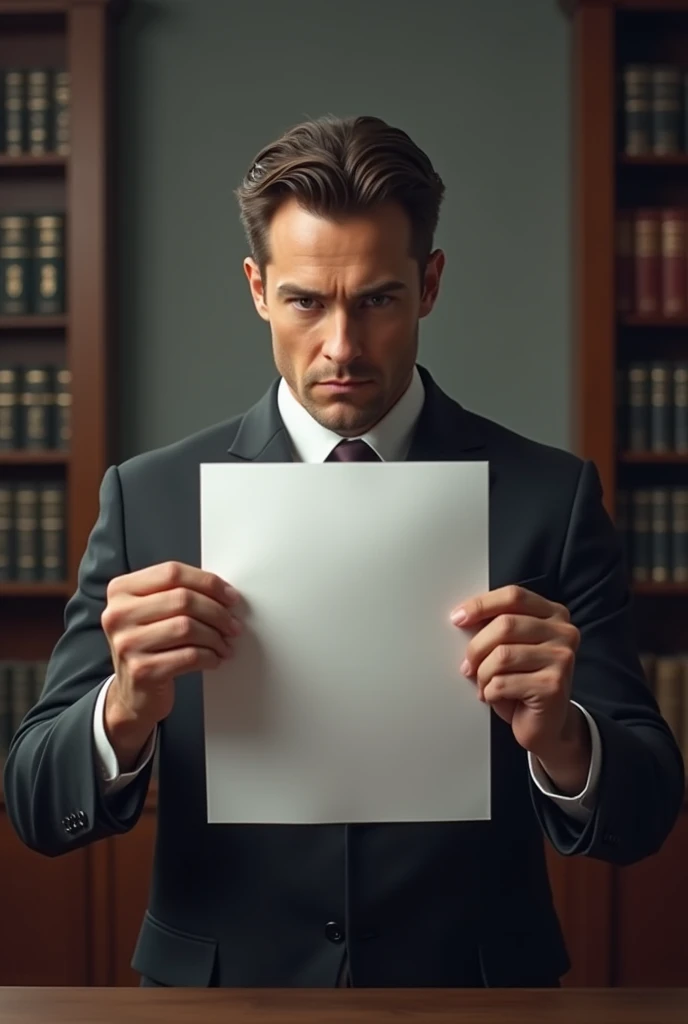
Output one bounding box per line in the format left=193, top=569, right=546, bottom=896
left=201, top=461, right=490, bottom=825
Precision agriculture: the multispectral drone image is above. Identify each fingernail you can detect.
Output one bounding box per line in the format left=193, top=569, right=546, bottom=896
left=451, top=608, right=467, bottom=626
left=460, top=659, right=471, bottom=677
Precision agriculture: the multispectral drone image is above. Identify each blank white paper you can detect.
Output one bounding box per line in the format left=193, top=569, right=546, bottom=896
left=200, top=460, right=490, bottom=825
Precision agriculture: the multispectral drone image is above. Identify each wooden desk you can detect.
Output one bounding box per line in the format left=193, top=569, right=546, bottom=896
left=0, top=988, right=687, bottom=1023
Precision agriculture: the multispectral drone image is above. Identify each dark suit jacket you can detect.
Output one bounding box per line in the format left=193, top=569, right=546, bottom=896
left=3, top=367, right=684, bottom=988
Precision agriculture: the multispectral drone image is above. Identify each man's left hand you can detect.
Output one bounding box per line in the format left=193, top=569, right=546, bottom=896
left=451, top=585, right=592, bottom=795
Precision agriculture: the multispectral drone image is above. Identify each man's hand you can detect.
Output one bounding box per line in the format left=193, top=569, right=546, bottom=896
left=100, top=561, right=241, bottom=770
left=451, top=584, right=591, bottom=795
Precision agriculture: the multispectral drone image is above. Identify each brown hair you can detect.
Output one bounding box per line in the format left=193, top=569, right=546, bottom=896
left=235, top=114, right=445, bottom=276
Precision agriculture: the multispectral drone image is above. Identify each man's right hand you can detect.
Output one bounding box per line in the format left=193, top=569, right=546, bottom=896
left=100, top=561, right=241, bottom=771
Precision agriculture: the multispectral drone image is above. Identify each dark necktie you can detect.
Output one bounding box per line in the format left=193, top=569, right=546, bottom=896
left=326, top=439, right=381, bottom=462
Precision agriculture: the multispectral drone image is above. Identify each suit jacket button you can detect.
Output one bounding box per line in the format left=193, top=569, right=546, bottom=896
left=325, top=921, right=345, bottom=944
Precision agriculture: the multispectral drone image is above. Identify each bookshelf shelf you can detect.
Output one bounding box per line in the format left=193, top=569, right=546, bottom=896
left=0, top=315, right=66, bottom=332
left=0, top=154, right=66, bottom=171
left=632, top=582, right=688, bottom=596
left=619, top=451, right=688, bottom=463
left=0, top=451, right=68, bottom=465
left=618, top=154, right=688, bottom=165
left=621, top=315, right=688, bottom=327
left=0, top=582, right=70, bottom=598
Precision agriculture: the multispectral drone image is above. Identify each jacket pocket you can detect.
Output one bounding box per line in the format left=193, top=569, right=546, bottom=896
left=131, top=910, right=217, bottom=987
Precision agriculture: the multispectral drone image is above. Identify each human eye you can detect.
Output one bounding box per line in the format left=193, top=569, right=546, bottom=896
left=290, top=297, right=321, bottom=312
left=361, top=294, right=393, bottom=309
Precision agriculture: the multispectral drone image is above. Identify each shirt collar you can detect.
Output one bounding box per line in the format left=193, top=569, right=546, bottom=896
left=276, top=366, right=425, bottom=463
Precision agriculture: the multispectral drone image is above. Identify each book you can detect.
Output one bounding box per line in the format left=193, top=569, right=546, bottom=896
left=3, top=69, right=25, bottom=156
left=52, top=71, right=70, bottom=156
left=634, top=210, right=661, bottom=315
left=26, top=69, right=50, bottom=155
left=18, top=366, right=54, bottom=450
left=0, top=215, right=32, bottom=316
left=0, top=484, right=13, bottom=582
left=660, top=209, right=687, bottom=316
left=652, top=66, right=682, bottom=155
left=0, top=366, right=18, bottom=450
left=623, top=65, right=652, bottom=155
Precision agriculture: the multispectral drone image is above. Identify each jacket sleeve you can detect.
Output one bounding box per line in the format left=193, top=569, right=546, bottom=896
left=3, top=466, right=152, bottom=857
left=530, top=459, right=685, bottom=865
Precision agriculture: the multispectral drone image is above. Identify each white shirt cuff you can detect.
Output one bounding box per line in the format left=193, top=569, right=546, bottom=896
left=93, top=675, right=157, bottom=796
left=528, top=701, right=602, bottom=825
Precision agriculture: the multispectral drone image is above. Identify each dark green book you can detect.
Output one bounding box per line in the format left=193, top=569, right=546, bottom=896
left=650, top=488, right=671, bottom=583
left=32, top=214, right=65, bottom=314
left=674, top=362, right=688, bottom=453
left=10, top=662, right=34, bottom=737
left=40, top=481, right=66, bottom=581
left=14, top=484, right=40, bottom=581
left=628, top=363, right=649, bottom=451
left=0, top=215, right=32, bottom=315
left=0, top=484, right=13, bottom=581
left=0, top=366, right=19, bottom=450
left=624, top=65, right=652, bottom=155
left=651, top=65, right=682, bottom=155
left=3, top=69, right=26, bottom=156
left=672, top=488, right=688, bottom=584
left=52, top=70, right=70, bottom=156
left=632, top=489, right=651, bottom=583
left=26, top=69, right=51, bottom=155
left=54, top=367, right=71, bottom=450
left=650, top=362, right=672, bottom=452
left=18, top=366, right=54, bottom=450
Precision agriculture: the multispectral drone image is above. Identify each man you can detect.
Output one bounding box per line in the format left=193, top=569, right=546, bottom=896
left=4, top=115, right=684, bottom=989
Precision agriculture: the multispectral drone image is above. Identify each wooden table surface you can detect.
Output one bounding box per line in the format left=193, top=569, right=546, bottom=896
left=0, top=988, right=687, bottom=1023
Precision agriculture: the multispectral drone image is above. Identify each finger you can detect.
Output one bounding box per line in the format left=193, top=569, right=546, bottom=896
left=108, top=587, right=242, bottom=638
left=115, top=617, right=234, bottom=661
left=473, top=643, right=568, bottom=694
left=462, top=615, right=561, bottom=676
left=451, top=585, right=562, bottom=627
left=482, top=668, right=562, bottom=707
left=108, top=561, right=239, bottom=608
left=130, top=645, right=225, bottom=684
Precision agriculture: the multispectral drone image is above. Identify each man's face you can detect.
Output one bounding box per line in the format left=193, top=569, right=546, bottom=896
left=244, top=197, right=444, bottom=436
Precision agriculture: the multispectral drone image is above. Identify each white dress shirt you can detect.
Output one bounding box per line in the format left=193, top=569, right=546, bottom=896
left=94, top=367, right=602, bottom=822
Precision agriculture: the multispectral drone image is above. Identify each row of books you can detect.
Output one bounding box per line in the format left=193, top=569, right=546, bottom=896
left=621, top=64, right=688, bottom=156
left=1, top=69, right=70, bottom=157
left=0, top=213, right=66, bottom=316
left=640, top=653, right=688, bottom=774
left=616, top=209, right=688, bottom=317
left=619, top=361, right=688, bottom=453
left=0, top=365, right=71, bottom=451
left=0, top=660, right=48, bottom=762
left=617, top=488, right=688, bottom=584
left=0, top=482, right=66, bottom=582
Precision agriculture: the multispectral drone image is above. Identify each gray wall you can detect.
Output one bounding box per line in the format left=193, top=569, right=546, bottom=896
left=115, top=0, right=571, bottom=461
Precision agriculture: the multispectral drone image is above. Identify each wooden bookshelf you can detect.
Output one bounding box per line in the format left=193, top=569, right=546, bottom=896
left=563, top=0, right=688, bottom=991
left=0, top=0, right=126, bottom=989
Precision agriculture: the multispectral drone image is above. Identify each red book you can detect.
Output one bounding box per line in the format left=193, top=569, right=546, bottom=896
left=661, top=208, right=687, bottom=316
left=616, top=213, right=634, bottom=314
left=634, top=209, right=661, bottom=316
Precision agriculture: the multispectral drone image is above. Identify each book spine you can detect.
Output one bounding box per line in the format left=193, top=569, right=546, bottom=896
left=661, top=208, right=687, bottom=316
left=54, top=367, right=71, bottom=451
left=654, top=656, right=684, bottom=745
left=3, top=70, right=25, bottom=156
left=616, top=213, right=635, bottom=314
left=26, top=69, right=50, bottom=156
left=650, top=361, right=673, bottom=452
left=0, top=484, right=13, bottom=582
left=52, top=71, right=70, bottom=156
left=628, top=362, right=650, bottom=450
left=32, top=214, right=65, bottom=315
left=40, top=482, right=66, bottom=581
left=0, top=662, right=11, bottom=763
left=0, top=367, right=19, bottom=450
left=0, top=215, right=32, bottom=316
left=10, top=662, right=34, bottom=736
left=616, top=488, right=632, bottom=575
left=634, top=210, right=661, bottom=315
left=651, top=488, right=672, bottom=583
left=672, top=488, right=688, bottom=583
left=19, top=367, right=54, bottom=450
left=14, top=485, right=40, bottom=581
left=632, top=489, right=652, bottom=582
left=624, top=65, right=652, bottom=155
left=674, top=362, right=688, bottom=453
left=652, top=65, right=682, bottom=155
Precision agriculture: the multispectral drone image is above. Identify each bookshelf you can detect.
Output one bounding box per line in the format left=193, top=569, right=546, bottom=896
left=560, top=0, right=688, bottom=989
left=0, top=0, right=125, bottom=987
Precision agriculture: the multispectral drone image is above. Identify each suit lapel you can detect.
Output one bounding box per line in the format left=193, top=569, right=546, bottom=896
left=226, top=378, right=293, bottom=463
left=408, top=365, right=488, bottom=464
